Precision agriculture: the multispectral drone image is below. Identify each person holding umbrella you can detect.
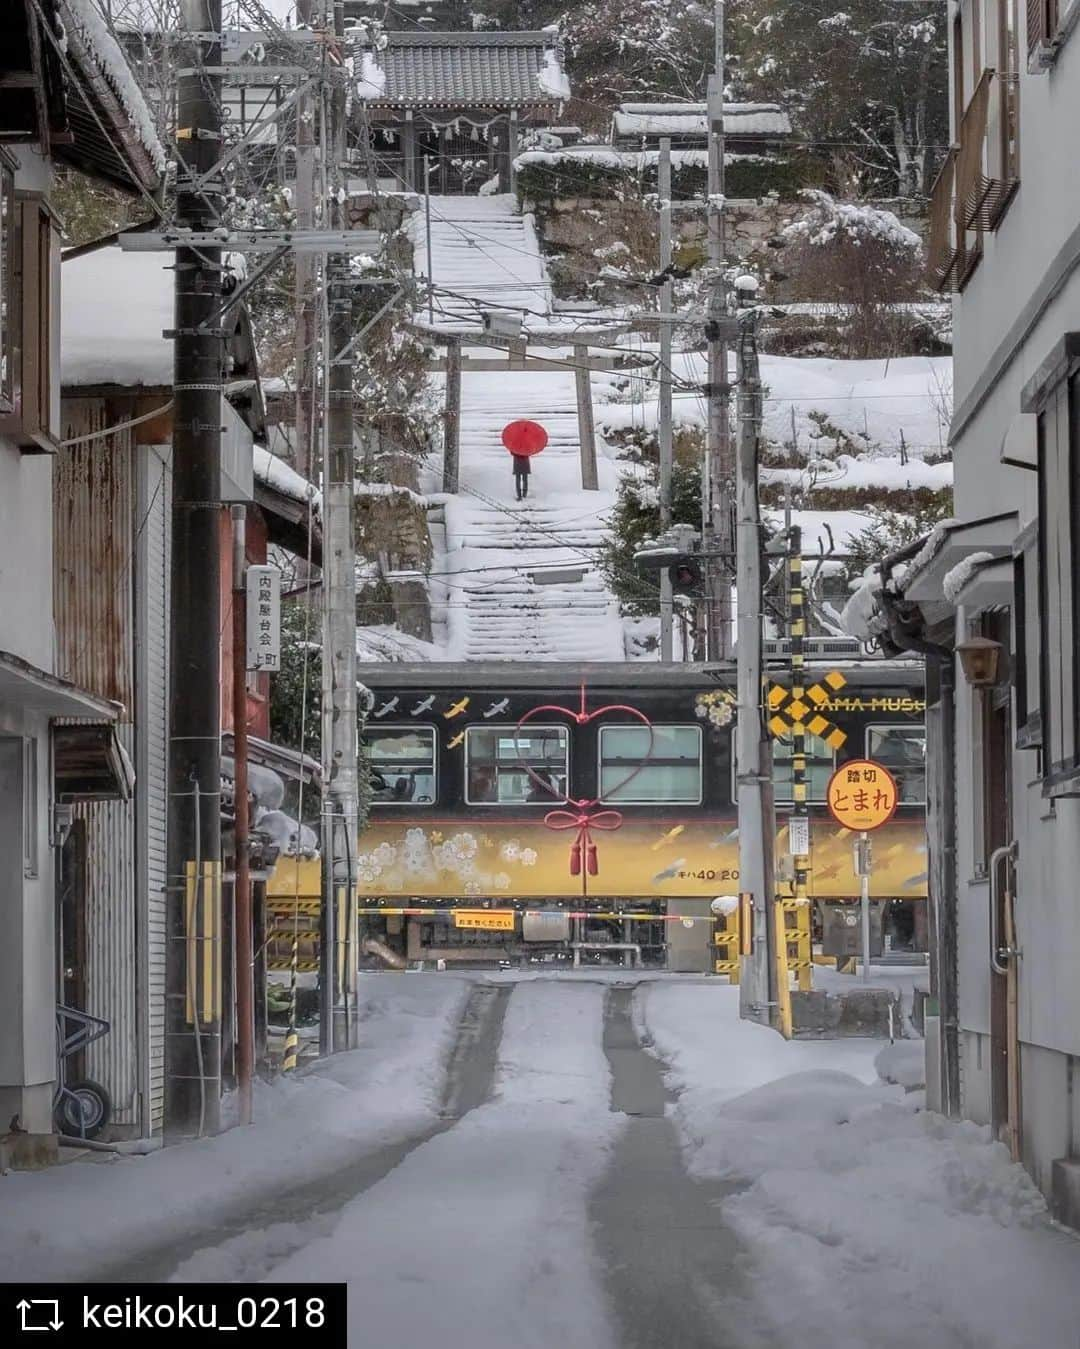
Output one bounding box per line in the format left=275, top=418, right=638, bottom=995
left=502, top=419, right=548, bottom=503
left=512, top=450, right=531, bottom=501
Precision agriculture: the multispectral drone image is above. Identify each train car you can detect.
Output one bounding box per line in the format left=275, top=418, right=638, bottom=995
left=267, top=659, right=928, bottom=971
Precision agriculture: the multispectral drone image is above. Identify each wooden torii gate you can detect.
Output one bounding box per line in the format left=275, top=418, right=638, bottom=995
left=416, top=323, right=650, bottom=495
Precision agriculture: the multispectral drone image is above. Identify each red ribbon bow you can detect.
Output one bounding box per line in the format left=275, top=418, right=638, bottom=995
left=543, top=805, right=623, bottom=880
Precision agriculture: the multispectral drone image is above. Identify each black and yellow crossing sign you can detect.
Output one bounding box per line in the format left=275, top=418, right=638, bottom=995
left=766, top=670, right=848, bottom=748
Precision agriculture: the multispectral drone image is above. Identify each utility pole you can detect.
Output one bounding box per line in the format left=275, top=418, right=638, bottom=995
left=321, top=0, right=360, bottom=1054
left=658, top=137, right=674, bottom=662
left=231, top=505, right=253, bottom=1125
left=704, top=0, right=734, bottom=660
left=424, top=156, right=434, bottom=323
left=293, top=0, right=317, bottom=479
left=166, top=0, right=224, bottom=1139
left=734, top=313, right=775, bottom=1025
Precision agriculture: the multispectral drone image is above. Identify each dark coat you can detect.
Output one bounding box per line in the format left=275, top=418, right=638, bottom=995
left=511, top=453, right=531, bottom=476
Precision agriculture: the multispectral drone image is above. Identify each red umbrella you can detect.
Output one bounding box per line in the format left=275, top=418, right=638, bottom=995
left=502, top=420, right=548, bottom=457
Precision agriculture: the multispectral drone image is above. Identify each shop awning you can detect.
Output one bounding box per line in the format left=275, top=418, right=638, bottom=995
left=902, top=511, right=1019, bottom=603
left=0, top=649, right=121, bottom=719
left=54, top=722, right=135, bottom=802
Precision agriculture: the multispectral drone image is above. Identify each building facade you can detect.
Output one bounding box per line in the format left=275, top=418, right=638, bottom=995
left=0, top=0, right=163, bottom=1163
left=853, top=0, right=1080, bottom=1225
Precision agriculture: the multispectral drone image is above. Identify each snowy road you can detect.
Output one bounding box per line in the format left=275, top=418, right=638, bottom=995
left=5, top=974, right=1080, bottom=1348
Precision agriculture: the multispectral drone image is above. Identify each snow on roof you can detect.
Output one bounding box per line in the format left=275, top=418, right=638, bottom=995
left=366, top=31, right=568, bottom=109
left=514, top=147, right=770, bottom=173
left=253, top=448, right=320, bottom=511
left=61, top=248, right=173, bottom=387
left=613, top=102, right=791, bottom=139
left=63, top=0, right=167, bottom=175
left=942, top=551, right=995, bottom=604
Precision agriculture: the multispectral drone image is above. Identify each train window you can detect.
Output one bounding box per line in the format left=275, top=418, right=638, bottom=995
left=771, top=732, right=834, bottom=801
left=464, top=725, right=569, bottom=805
left=365, top=726, right=436, bottom=805
left=866, top=725, right=926, bottom=803
left=598, top=725, right=703, bottom=803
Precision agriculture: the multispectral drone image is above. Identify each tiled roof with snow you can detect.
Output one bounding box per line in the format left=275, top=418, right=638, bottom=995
left=613, top=102, right=791, bottom=139
left=366, top=31, right=568, bottom=109
left=61, top=0, right=167, bottom=182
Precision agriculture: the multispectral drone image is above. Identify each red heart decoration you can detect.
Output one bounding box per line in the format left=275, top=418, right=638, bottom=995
left=514, top=684, right=655, bottom=805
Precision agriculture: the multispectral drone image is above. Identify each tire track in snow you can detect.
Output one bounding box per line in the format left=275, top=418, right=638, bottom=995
left=97, top=982, right=513, bottom=1284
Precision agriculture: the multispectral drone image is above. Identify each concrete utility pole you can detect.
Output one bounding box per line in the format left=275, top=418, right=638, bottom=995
left=574, top=342, right=599, bottom=491
left=166, top=0, right=224, bottom=1139
left=658, top=137, right=674, bottom=662
left=704, top=0, right=734, bottom=660
left=293, top=0, right=317, bottom=479
left=320, top=0, right=360, bottom=1053
left=734, top=314, right=775, bottom=1025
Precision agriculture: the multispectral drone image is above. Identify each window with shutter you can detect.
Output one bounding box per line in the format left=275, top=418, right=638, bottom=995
left=1035, top=370, right=1080, bottom=792
left=1027, top=0, right=1063, bottom=65
left=0, top=194, right=59, bottom=454
left=1013, top=521, right=1042, bottom=750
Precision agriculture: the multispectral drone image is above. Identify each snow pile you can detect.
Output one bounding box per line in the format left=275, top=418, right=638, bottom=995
left=762, top=451, right=952, bottom=494
left=840, top=566, right=886, bottom=641
left=537, top=49, right=571, bottom=103
left=874, top=1038, right=927, bottom=1091
left=64, top=0, right=168, bottom=174
left=943, top=549, right=994, bottom=603
left=0, top=974, right=471, bottom=1282
left=639, top=983, right=1080, bottom=1349
left=784, top=189, right=922, bottom=253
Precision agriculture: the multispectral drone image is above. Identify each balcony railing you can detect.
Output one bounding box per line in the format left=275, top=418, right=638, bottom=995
left=927, top=149, right=959, bottom=291
left=957, top=68, right=1020, bottom=231
left=927, top=66, right=1019, bottom=293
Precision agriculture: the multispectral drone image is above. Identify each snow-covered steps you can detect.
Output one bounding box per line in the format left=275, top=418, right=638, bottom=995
left=411, top=193, right=551, bottom=319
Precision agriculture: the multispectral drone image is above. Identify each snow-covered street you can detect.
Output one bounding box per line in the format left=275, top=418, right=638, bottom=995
left=5, top=973, right=1079, bottom=1348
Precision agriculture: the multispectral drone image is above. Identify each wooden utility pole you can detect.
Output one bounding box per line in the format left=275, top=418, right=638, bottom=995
left=658, top=137, right=674, bottom=660
left=231, top=505, right=253, bottom=1124
left=704, top=0, right=734, bottom=660
left=320, top=0, right=360, bottom=1053
left=166, top=0, right=224, bottom=1139
left=443, top=334, right=461, bottom=492
left=574, top=342, right=599, bottom=491
left=734, top=315, right=775, bottom=1026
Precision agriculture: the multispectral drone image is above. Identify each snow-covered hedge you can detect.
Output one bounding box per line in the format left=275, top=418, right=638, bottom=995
left=515, top=152, right=813, bottom=206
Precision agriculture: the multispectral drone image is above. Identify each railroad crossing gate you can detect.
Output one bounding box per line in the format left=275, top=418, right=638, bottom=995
left=766, top=670, right=848, bottom=748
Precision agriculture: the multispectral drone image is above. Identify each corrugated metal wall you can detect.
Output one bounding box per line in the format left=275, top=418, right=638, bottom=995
left=136, top=445, right=171, bottom=1133
left=54, top=401, right=139, bottom=1128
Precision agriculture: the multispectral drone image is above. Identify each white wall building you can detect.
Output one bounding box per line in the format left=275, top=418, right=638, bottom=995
left=848, top=0, right=1080, bottom=1226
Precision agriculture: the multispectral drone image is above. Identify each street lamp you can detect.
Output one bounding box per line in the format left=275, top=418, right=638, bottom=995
left=955, top=635, right=1003, bottom=688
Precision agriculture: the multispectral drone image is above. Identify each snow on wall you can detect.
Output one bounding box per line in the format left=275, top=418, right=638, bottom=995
left=61, top=249, right=173, bottom=387
left=65, top=0, right=168, bottom=174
